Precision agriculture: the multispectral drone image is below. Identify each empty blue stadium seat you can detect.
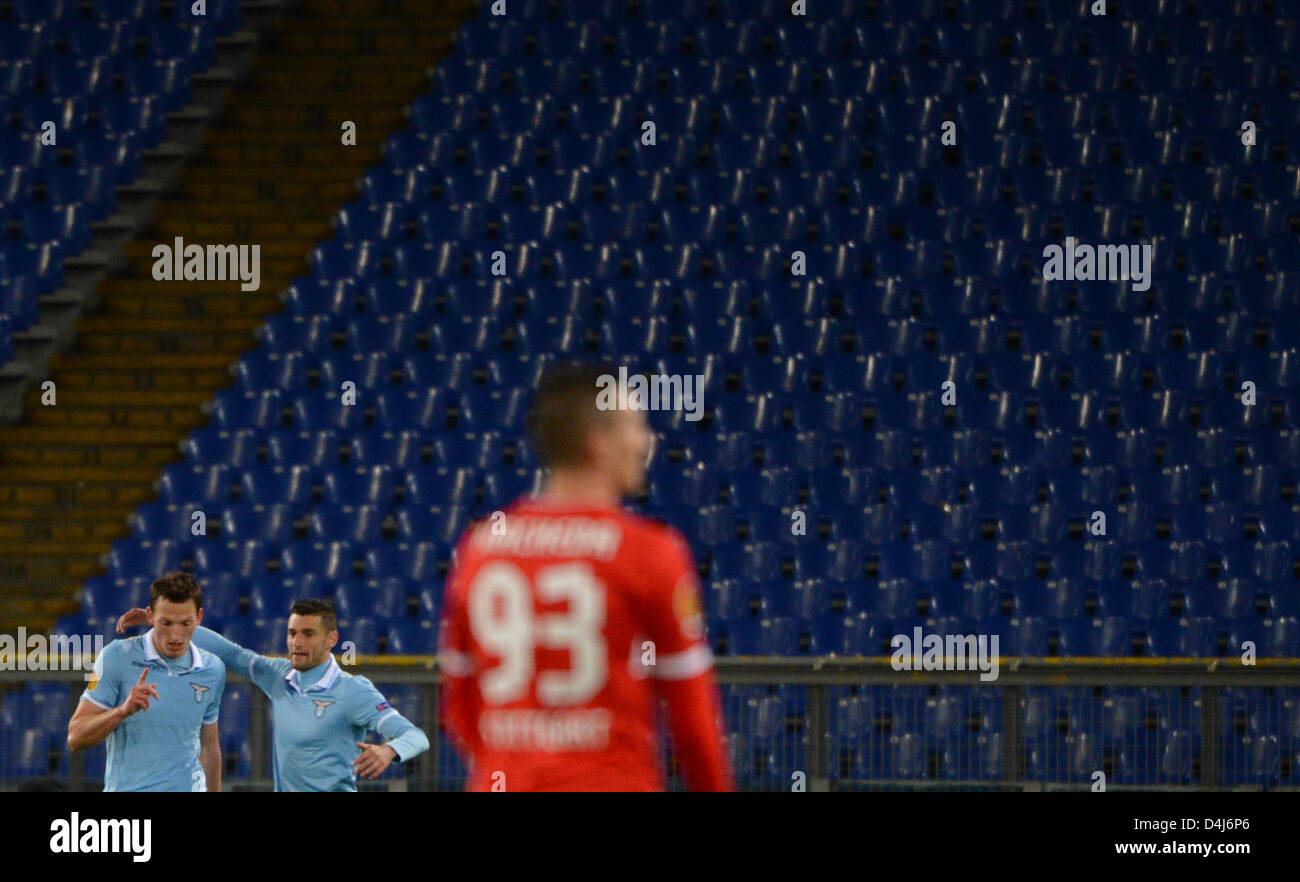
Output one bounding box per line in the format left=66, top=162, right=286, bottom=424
left=34, top=0, right=1300, bottom=788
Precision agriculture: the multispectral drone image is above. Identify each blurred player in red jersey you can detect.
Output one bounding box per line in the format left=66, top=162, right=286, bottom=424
left=438, top=362, right=734, bottom=792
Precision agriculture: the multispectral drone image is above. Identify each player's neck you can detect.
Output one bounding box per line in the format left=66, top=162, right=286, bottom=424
left=536, top=470, right=621, bottom=508
left=297, top=657, right=332, bottom=683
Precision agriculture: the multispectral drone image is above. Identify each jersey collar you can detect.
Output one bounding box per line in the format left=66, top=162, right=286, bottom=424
left=140, top=628, right=205, bottom=672
left=515, top=494, right=619, bottom=514
left=285, top=654, right=341, bottom=695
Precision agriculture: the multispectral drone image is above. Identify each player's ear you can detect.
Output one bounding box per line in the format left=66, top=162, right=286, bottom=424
left=328, top=630, right=339, bottom=651
left=195, top=607, right=204, bottom=627
left=145, top=605, right=155, bottom=625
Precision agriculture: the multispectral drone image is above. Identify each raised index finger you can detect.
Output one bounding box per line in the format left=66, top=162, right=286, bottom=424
left=137, top=667, right=149, bottom=686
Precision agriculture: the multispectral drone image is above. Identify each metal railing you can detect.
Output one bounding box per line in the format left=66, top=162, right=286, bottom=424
left=4, top=656, right=1299, bottom=791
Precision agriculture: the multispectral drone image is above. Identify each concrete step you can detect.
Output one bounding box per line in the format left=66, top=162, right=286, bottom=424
left=78, top=316, right=265, bottom=335
left=274, top=15, right=464, bottom=31
left=179, top=180, right=355, bottom=201
left=47, top=352, right=241, bottom=371
left=0, top=481, right=154, bottom=508
left=0, top=599, right=84, bottom=634
left=16, top=390, right=214, bottom=409
left=152, top=201, right=344, bottom=220
left=0, top=541, right=112, bottom=560
left=257, top=68, right=428, bottom=90
left=121, top=240, right=309, bottom=261
left=100, top=296, right=277, bottom=318
left=0, top=445, right=177, bottom=468
left=298, top=0, right=473, bottom=12
left=0, top=555, right=102, bottom=585
left=24, top=406, right=207, bottom=430
left=0, top=466, right=165, bottom=485
left=202, top=144, right=387, bottom=165
left=0, top=427, right=183, bottom=446
left=0, top=521, right=127, bottom=543
left=0, top=504, right=138, bottom=525
left=71, top=332, right=258, bottom=355
left=77, top=316, right=265, bottom=333
left=52, top=369, right=231, bottom=390
left=0, top=0, right=477, bottom=639
left=274, top=32, right=451, bottom=53
left=148, top=219, right=333, bottom=240
left=96, top=276, right=291, bottom=296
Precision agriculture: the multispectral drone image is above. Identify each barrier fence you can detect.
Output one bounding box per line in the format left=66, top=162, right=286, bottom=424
left=3, top=657, right=1299, bottom=791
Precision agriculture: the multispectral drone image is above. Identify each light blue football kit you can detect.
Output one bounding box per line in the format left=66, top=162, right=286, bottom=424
left=81, top=629, right=226, bottom=792
left=191, top=626, right=429, bottom=791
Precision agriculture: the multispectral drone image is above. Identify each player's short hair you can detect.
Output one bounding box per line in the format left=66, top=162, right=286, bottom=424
left=527, top=361, right=618, bottom=468
left=150, top=572, right=203, bottom=613
left=289, top=598, right=338, bottom=632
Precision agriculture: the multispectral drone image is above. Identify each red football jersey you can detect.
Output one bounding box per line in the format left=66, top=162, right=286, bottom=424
left=438, top=496, right=733, bottom=792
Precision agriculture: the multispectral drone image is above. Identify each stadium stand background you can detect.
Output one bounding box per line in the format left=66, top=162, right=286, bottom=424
left=2, top=0, right=1300, bottom=789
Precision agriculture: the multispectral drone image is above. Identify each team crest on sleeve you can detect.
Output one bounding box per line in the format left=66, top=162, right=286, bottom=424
left=86, top=651, right=107, bottom=691
left=191, top=684, right=211, bottom=703
left=312, top=699, right=335, bottom=718
left=376, top=702, right=390, bottom=712
left=672, top=573, right=705, bottom=641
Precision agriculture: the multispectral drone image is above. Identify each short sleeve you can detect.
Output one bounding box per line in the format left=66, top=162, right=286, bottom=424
left=636, top=527, right=712, bottom=678
left=343, top=676, right=402, bottom=731
left=81, top=641, right=124, bottom=710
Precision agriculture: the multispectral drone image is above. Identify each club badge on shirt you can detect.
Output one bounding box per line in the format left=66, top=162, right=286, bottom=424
left=673, top=573, right=705, bottom=641
left=312, top=699, right=335, bottom=718
left=191, top=684, right=211, bottom=703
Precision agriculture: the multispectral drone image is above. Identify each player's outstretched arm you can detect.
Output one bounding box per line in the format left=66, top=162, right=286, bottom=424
left=68, top=667, right=159, bottom=751
left=116, top=607, right=286, bottom=696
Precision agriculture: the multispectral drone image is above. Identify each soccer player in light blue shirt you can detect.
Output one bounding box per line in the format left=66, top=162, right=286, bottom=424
left=119, top=596, right=429, bottom=791
left=69, top=573, right=225, bottom=792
